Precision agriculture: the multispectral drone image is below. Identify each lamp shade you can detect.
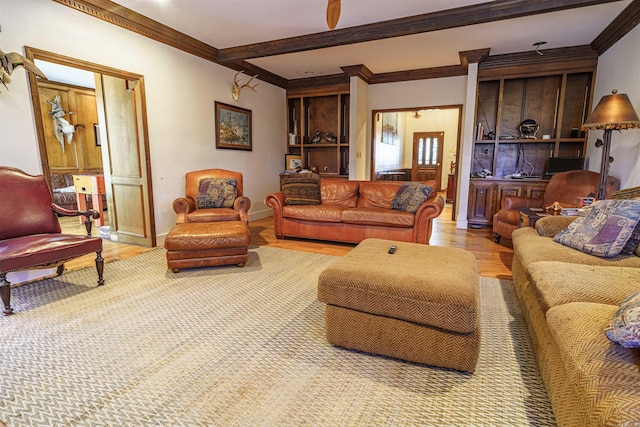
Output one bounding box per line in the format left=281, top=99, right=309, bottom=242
left=581, top=90, right=640, bottom=131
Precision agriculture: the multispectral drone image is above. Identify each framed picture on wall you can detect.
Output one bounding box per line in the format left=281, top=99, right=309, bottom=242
left=215, top=101, right=252, bottom=151
left=285, top=154, right=302, bottom=171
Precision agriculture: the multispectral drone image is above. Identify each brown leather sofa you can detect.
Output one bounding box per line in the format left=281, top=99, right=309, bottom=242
left=266, top=179, right=444, bottom=245
left=493, top=170, right=619, bottom=243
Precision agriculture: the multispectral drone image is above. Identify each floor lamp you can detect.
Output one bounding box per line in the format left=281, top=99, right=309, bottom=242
left=580, top=90, right=640, bottom=200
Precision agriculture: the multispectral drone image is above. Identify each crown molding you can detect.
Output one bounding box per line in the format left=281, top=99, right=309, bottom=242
left=340, top=65, right=375, bottom=83
left=459, top=48, right=491, bottom=69
left=478, top=45, right=598, bottom=78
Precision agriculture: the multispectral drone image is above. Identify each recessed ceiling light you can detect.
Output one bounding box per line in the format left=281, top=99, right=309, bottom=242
left=296, top=70, right=316, bottom=76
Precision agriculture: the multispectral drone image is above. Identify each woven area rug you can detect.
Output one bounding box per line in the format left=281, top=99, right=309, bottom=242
left=1, top=246, right=556, bottom=426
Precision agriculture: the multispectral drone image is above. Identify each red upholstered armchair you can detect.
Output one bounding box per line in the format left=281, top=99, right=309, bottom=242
left=492, top=170, right=619, bottom=243
left=0, top=167, right=104, bottom=315
left=173, top=169, right=251, bottom=224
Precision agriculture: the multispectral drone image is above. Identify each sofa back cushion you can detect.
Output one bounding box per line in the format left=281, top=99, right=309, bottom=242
left=357, top=181, right=438, bottom=210
left=321, top=179, right=359, bottom=207
left=357, top=182, right=404, bottom=209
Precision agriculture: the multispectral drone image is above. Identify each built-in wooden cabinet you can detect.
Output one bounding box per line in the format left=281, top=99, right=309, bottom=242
left=472, top=71, right=594, bottom=179
left=468, top=66, right=595, bottom=227
left=468, top=179, right=549, bottom=228
left=286, top=87, right=350, bottom=177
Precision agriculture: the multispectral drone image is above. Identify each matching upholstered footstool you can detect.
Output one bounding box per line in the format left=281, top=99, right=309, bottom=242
left=318, top=238, right=480, bottom=372
left=164, top=221, right=251, bottom=272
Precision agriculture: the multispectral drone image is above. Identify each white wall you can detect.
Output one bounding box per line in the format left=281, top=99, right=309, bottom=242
left=1, top=0, right=286, bottom=244
left=588, top=24, right=640, bottom=189
left=367, top=76, right=468, bottom=182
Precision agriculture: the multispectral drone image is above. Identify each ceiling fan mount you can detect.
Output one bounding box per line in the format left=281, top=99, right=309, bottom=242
left=326, top=0, right=341, bottom=30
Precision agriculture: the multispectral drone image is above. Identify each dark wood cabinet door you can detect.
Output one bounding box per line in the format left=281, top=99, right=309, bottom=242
left=468, top=181, right=495, bottom=227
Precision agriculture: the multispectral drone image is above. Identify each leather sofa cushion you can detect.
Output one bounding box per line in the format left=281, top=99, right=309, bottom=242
left=546, top=302, right=640, bottom=425
left=357, top=181, right=404, bottom=209
left=528, top=261, right=640, bottom=313
left=283, top=204, right=345, bottom=223
left=341, top=207, right=414, bottom=227
left=185, top=207, right=240, bottom=223
left=321, top=179, right=359, bottom=207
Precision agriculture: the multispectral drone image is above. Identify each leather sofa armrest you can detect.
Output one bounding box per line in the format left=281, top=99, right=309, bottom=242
left=502, top=196, right=544, bottom=210
left=265, top=192, right=285, bottom=238
left=173, top=197, right=196, bottom=224
left=534, top=216, right=577, bottom=237
left=412, top=194, right=445, bottom=244
left=234, top=196, right=252, bottom=224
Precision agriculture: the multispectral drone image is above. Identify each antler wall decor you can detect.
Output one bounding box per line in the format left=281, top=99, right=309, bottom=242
left=232, top=71, right=258, bottom=100
left=47, top=94, right=76, bottom=153
left=1, top=48, right=47, bottom=92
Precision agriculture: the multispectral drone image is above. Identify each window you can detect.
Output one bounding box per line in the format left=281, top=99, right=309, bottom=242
left=418, top=136, right=438, bottom=166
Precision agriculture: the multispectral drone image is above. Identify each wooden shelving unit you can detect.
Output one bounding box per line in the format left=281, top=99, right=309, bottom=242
left=286, top=87, right=350, bottom=177
left=468, top=68, right=595, bottom=227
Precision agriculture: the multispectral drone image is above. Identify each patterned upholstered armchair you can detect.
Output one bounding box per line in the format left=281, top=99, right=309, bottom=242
left=172, top=169, right=251, bottom=224
left=0, top=166, right=104, bottom=315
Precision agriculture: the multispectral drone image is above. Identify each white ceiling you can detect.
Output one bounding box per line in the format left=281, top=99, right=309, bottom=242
left=112, top=0, right=631, bottom=80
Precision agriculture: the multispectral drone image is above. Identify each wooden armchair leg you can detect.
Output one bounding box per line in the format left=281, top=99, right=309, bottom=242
left=95, top=250, right=104, bottom=286
left=1, top=273, right=13, bottom=316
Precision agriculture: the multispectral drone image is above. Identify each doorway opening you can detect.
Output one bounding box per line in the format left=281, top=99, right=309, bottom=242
left=25, top=47, right=156, bottom=248
left=371, top=105, right=462, bottom=220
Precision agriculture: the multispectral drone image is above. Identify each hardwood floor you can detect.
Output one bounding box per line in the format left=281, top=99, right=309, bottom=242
left=59, top=195, right=514, bottom=280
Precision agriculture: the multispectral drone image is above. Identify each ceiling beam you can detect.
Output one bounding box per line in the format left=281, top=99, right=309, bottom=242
left=591, top=0, right=640, bottom=55
left=216, top=0, right=623, bottom=62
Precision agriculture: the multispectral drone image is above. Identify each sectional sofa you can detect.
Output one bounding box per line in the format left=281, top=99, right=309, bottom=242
left=511, top=212, right=640, bottom=426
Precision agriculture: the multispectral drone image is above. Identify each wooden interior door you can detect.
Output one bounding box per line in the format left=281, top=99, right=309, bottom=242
left=95, top=75, right=155, bottom=247
left=37, top=81, right=102, bottom=173
left=412, top=132, right=443, bottom=187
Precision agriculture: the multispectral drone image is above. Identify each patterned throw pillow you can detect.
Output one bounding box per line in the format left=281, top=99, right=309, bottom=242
left=553, top=199, right=640, bottom=257
left=391, top=182, right=434, bottom=213
left=609, top=186, right=640, bottom=256
left=622, top=221, right=640, bottom=255
left=605, top=290, right=640, bottom=348
left=197, top=178, right=237, bottom=208
left=282, top=173, right=321, bottom=205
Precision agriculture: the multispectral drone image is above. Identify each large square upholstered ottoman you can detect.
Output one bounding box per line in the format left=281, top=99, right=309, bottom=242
left=164, top=221, right=251, bottom=272
left=318, top=238, right=480, bottom=372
